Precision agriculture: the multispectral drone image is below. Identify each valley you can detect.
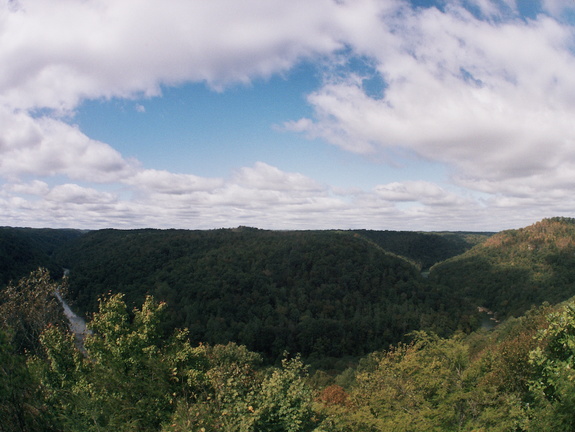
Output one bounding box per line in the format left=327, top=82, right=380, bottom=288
left=3, top=217, right=575, bottom=431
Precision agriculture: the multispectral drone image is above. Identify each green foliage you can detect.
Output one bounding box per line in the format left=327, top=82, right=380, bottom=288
left=430, top=218, right=575, bottom=320
left=165, top=347, right=317, bottom=432
left=351, top=229, right=491, bottom=270
left=0, top=225, right=495, bottom=364
left=318, top=331, right=530, bottom=431
left=0, top=227, right=82, bottom=286
left=33, top=293, right=208, bottom=432
left=252, top=355, right=317, bottom=432
left=4, top=219, right=575, bottom=431
left=58, top=228, right=453, bottom=363
left=2, top=270, right=316, bottom=431
left=165, top=342, right=262, bottom=431
left=474, top=305, right=551, bottom=400
left=82, top=294, right=176, bottom=430
left=0, top=268, right=67, bottom=354
left=315, top=299, right=575, bottom=431
left=5, top=220, right=575, bottom=431
left=0, top=328, right=56, bottom=432
left=529, top=302, right=575, bottom=430
left=29, top=325, right=93, bottom=431
left=9, top=267, right=575, bottom=431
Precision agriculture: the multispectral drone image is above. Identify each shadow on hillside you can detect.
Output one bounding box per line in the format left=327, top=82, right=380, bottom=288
left=430, top=253, right=575, bottom=321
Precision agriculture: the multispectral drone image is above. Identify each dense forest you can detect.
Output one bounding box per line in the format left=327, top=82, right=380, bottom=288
left=430, top=217, right=575, bottom=319
left=0, top=227, right=83, bottom=286
left=4, top=218, right=575, bottom=430
left=4, top=269, right=575, bottom=430
left=351, top=229, right=491, bottom=270
left=53, top=228, right=489, bottom=364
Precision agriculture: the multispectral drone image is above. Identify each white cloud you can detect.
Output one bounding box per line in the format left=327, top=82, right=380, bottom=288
left=289, top=2, right=575, bottom=197
left=3, top=180, right=49, bottom=196
left=0, top=156, right=487, bottom=231
left=0, top=108, right=136, bottom=182
left=232, top=162, right=325, bottom=192
left=374, top=181, right=467, bottom=206
left=1, top=0, right=574, bottom=232
left=45, top=183, right=117, bottom=204
left=541, top=0, right=575, bottom=19
left=127, top=169, right=224, bottom=195
left=0, top=0, right=347, bottom=111
left=0, top=175, right=535, bottom=231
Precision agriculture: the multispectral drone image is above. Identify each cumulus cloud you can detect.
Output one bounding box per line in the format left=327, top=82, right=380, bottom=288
left=232, top=162, right=325, bottom=192
left=1, top=0, right=575, bottom=231
left=374, top=181, right=468, bottom=207
left=0, top=107, right=136, bottom=182
left=3, top=180, right=50, bottom=196
left=0, top=0, right=346, bottom=111
left=45, top=183, right=117, bottom=205
left=287, top=1, right=575, bottom=195
left=127, top=169, right=224, bottom=195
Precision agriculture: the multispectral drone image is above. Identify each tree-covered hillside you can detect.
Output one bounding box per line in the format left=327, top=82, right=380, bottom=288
left=5, top=218, right=575, bottom=430
left=57, top=228, right=471, bottom=363
left=0, top=225, right=491, bottom=364
left=4, top=269, right=575, bottom=431
left=430, top=217, right=575, bottom=319
left=6, top=220, right=575, bottom=363
left=0, top=227, right=83, bottom=285
left=351, top=229, right=492, bottom=270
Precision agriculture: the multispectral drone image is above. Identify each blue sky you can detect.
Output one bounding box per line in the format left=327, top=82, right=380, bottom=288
left=1, top=0, right=575, bottom=231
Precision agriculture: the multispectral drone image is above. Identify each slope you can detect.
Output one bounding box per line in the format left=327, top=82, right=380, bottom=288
left=0, top=227, right=84, bottom=286
left=429, top=217, right=575, bottom=319
left=351, top=229, right=492, bottom=270
left=57, top=228, right=465, bottom=363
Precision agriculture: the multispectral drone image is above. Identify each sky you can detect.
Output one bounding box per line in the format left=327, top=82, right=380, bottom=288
left=1, top=0, right=575, bottom=232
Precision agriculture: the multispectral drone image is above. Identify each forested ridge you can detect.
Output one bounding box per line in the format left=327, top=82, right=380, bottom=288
left=350, top=229, right=491, bottom=270
left=53, top=227, right=487, bottom=363
left=0, top=227, right=83, bottom=286
left=5, top=218, right=575, bottom=430
left=4, top=270, right=575, bottom=430
left=430, top=217, right=575, bottom=320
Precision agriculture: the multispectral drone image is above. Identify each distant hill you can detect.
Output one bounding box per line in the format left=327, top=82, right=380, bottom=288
left=0, top=227, right=84, bottom=285
left=8, top=219, right=575, bottom=430
left=350, top=230, right=492, bottom=270
left=55, top=228, right=480, bottom=363
left=0, top=225, right=495, bottom=363
left=429, top=217, right=575, bottom=319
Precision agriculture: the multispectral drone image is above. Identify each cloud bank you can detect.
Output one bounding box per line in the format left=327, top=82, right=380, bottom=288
left=1, top=0, right=574, bottom=231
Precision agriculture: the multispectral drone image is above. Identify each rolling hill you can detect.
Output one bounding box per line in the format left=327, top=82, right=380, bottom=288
left=56, top=228, right=463, bottom=362
left=14, top=220, right=575, bottom=364
left=430, top=217, right=575, bottom=319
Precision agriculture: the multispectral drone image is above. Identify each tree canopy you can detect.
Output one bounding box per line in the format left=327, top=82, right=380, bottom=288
left=3, top=270, right=575, bottom=431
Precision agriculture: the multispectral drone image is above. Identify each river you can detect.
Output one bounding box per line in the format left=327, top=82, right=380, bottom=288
left=55, top=269, right=91, bottom=349
left=54, top=290, right=89, bottom=337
